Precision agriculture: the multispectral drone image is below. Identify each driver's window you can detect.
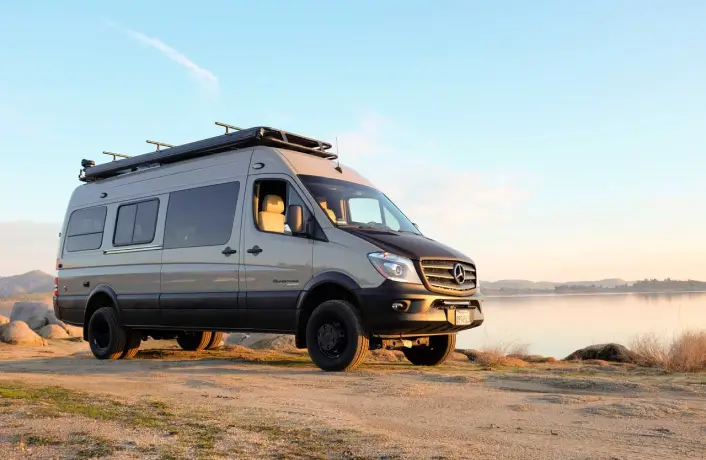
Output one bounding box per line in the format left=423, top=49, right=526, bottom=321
left=348, top=198, right=382, bottom=225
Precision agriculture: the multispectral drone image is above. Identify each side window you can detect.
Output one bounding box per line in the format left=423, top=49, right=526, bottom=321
left=382, top=207, right=401, bottom=231
left=254, top=179, right=310, bottom=237
left=348, top=198, right=382, bottom=225
left=163, top=181, right=240, bottom=249
left=64, top=206, right=107, bottom=252
left=113, top=199, right=159, bottom=246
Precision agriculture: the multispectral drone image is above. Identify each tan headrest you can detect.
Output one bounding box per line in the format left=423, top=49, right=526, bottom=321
left=262, top=195, right=284, bottom=214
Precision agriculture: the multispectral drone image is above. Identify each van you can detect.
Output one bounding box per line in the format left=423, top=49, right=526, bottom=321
left=54, top=124, right=484, bottom=371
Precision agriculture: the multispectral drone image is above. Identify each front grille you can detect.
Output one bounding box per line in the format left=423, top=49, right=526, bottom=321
left=420, top=259, right=477, bottom=295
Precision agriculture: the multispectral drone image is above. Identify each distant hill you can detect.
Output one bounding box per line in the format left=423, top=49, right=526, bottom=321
left=0, top=270, right=54, bottom=299
left=481, top=278, right=706, bottom=295
left=483, top=279, right=628, bottom=290
left=482, top=280, right=560, bottom=291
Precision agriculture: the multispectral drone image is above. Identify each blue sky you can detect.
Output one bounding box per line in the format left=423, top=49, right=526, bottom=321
left=1, top=1, right=705, bottom=280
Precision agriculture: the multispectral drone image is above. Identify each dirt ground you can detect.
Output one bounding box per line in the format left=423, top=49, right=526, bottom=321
left=0, top=340, right=705, bottom=460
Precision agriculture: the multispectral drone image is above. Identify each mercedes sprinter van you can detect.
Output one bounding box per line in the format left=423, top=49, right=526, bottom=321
left=54, top=125, right=484, bottom=371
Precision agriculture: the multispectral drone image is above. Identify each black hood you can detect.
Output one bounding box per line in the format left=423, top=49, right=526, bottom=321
left=344, top=228, right=471, bottom=261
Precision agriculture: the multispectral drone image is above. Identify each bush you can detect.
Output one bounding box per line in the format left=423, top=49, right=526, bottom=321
left=630, top=330, right=706, bottom=372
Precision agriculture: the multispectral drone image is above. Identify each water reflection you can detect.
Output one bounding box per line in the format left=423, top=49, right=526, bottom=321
left=458, top=292, right=706, bottom=358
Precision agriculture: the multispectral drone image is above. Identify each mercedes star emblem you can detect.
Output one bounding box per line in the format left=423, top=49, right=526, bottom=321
left=452, top=263, right=466, bottom=284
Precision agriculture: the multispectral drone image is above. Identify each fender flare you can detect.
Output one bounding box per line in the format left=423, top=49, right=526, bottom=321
left=294, top=272, right=362, bottom=348
left=83, top=285, right=122, bottom=338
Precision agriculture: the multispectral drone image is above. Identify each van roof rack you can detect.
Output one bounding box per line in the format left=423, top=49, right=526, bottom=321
left=80, top=125, right=335, bottom=182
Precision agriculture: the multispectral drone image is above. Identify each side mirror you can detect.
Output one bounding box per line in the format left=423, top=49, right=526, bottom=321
left=413, top=222, right=419, bottom=230
left=286, top=205, right=304, bottom=234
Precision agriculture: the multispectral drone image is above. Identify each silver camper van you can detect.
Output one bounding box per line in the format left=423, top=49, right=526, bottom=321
left=54, top=125, right=484, bottom=371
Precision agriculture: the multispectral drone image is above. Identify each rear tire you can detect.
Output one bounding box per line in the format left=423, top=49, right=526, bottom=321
left=121, top=330, right=142, bottom=359
left=87, top=307, right=128, bottom=360
left=306, top=299, right=369, bottom=372
left=176, top=331, right=213, bottom=351
left=206, top=332, right=224, bottom=350
left=402, top=334, right=456, bottom=366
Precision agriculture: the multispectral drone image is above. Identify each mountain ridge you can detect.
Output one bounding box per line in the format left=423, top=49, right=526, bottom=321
left=0, top=270, right=54, bottom=299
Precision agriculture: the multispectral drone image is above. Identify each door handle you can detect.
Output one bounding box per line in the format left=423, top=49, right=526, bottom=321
left=221, top=246, right=237, bottom=256
left=247, top=245, right=263, bottom=255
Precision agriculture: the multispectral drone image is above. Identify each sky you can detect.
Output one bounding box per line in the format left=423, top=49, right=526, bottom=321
left=1, top=1, right=705, bottom=281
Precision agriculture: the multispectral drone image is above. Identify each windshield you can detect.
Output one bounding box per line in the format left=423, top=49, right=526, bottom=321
left=298, top=174, right=421, bottom=234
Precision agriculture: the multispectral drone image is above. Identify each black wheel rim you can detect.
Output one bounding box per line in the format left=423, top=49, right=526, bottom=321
left=317, top=318, right=347, bottom=359
left=92, top=315, right=111, bottom=350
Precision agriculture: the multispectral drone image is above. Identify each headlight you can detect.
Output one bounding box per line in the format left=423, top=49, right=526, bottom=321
left=367, top=252, right=423, bottom=284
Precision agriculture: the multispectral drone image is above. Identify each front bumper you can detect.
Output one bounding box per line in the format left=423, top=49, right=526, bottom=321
left=356, top=280, right=484, bottom=338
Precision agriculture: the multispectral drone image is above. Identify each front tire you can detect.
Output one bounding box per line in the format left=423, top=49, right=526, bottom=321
left=87, top=307, right=128, bottom=360
left=306, top=299, right=369, bottom=372
left=176, top=331, right=213, bottom=351
left=402, top=334, right=456, bottom=366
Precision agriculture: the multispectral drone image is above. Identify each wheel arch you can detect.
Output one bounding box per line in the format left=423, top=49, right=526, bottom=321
left=83, top=284, right=121, bottom=341
left=294, top=272, right=363, bottom=349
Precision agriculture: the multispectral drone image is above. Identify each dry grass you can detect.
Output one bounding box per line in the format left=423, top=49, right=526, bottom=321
left=630, top=330, right=706, bottom=372
left=460, top=340, right=534, bottom=367
left=484, top=340, right=531, bottom=357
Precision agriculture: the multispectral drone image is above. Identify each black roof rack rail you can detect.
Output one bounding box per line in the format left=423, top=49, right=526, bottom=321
left=81, top=126, right=335, bottom=182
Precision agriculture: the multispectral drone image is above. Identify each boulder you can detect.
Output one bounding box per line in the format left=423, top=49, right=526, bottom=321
left=63, top=325, right=83, bottom=338
left=224, top=333, right=250, bottom=346
left=27, top=314, right=49, bottom=331
left=248, top=335, right=296, bottom=351
left=45, top=311, right=67, bottom=328
left=0, top=315, right=9, bottom=326
left=564, top=343, right=639, bottom=363
left=224, top=333, right=295, bottom=351
left=10, top=302, right=51, bottom=322
left=39, top=324, right=70, bottom=339
left=1, top=321, right=46, bottom=346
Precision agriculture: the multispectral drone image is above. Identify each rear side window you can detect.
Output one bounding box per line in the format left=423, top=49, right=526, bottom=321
left=163, top=181, right=240, bottom=249
left=113, top=199, right=159, bottom=246
left=65, top=206, right=107, bottom=252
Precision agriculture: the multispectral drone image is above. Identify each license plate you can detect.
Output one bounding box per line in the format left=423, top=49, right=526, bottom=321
left=455, top=309, right=471, bottom=325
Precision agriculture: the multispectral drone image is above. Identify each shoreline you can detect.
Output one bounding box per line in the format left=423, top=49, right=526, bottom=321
left=482, top=289, right=706, bottom=298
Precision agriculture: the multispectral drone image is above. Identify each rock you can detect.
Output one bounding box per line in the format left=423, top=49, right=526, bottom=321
left=1, top=321, right=46, bottom=346
left=509, top=354, right=557, bottom=363
left=45, top=311, right=67, bottom=328
left=455, top=349, right=527, bottom=367
left=248, top=335, right=296, bottom=351
left=564, top=343, right=639, bottom=363
left=26, top=314, right=49, bottom=331
left=0, top=315, right=9, bottom=326
left=63, top=325, right=83, bottom=338
left=10, top=302, right=51, bottom=322
left=39, top=324, right=70, bottom=339
left=224, top=333, right=250, bottom=346
left=224, top=333, right=295, bottom=351
left=457, top=349, right=484, bottom=361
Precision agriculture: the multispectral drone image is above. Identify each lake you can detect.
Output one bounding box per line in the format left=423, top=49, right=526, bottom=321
left=458, top=291, right=706, bottom=358
left=3, top=293, right=705, bottom=359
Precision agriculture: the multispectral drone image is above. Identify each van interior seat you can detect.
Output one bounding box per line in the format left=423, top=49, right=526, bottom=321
left=318, top=199, right=336, bottom=221
left=259, top=195, right=285, bottom=233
